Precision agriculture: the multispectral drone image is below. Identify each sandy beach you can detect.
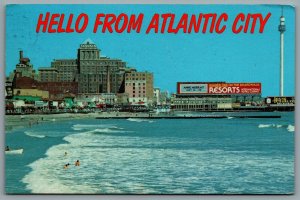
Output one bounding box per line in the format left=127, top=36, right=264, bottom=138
left=5, top=112, right=165, bottom=132
left=5, top=113, right=101, bottom=132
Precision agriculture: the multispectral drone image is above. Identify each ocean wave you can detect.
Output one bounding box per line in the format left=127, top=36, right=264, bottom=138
left=25, top=131, right=46, bottom=138
left=24, top=131, right=70, bottom=138
left=258, top=124, right=294, bottom=132
left=258, top=124, right=276, bottom=128
left=258, top=124, right=284, bottom=128
left=22, top=126, right=295, bottom=194
left=72, top=124, right=120, bottom=130
left=22, top=131, right=106, bottom=193
left=92, top=128, right=131, bottom=134
left=127, top=118, right=154, bottom=123
left=287, top=125, right=295, bottom=132
left=72, top=127, right=83, bottom=131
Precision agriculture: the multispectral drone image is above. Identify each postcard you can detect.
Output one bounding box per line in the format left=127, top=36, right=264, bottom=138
left=5, top=4, right=295, bottom=194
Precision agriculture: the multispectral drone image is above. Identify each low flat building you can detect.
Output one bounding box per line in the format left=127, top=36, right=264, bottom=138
left=172, top=82, right=263, bottom=111
left=38, top=82, right=78, bottom=100
left=13, top=88, right=49, bottom=100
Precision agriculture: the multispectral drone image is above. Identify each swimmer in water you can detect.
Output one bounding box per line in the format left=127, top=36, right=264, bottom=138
left=64, top=152, right=67, bottom=156
left=75, top=160, right=80, bottom=166
left=64, top=163, right=70, bottom=169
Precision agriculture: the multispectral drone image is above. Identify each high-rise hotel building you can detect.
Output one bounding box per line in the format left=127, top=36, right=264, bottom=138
left=76, top=40, right=126, bottom=94
left=39, top=39, right=128, bottom=94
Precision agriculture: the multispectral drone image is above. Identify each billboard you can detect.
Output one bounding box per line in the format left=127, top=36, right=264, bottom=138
left=5, top=81, right=13, bottom=98
left=177, top=82, right=261, bottom=95
left=178, top=83, right=208, bottom=94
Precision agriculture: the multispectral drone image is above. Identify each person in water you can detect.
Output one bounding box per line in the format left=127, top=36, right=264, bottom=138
left=75, top=160, right=80, bottom=166
left=64, top=152, right=67, bottom=156
left=64, top=163, right=70, bottom=169
left=5, top=146, right=10, bottom=151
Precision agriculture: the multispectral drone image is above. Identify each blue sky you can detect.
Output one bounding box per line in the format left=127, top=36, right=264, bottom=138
left=6, top=4, right=295, bottom=96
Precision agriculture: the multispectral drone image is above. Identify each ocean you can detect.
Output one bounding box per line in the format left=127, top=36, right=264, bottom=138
left=5, top=112, right=295, bottom=194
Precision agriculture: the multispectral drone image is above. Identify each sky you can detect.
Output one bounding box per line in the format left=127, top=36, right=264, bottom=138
left=6, top=4, right=295, bottom=97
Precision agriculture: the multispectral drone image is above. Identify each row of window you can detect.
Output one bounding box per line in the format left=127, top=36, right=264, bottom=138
left=132, top=94, right=145, bottom=98
left=133, top=91, right=146, bottom=94
left=174, top=100, right=231, bottom=104
left=56, top=61, right=76, bottom=65
left=126, top=83, right=146, bottom=86
left=126, top=73, right=147, bottom=77
left=80, top=61, right=123, bottom=66
left=126, top=78, right=146, bottom=81
left=79, top=79, right=122, bottom=82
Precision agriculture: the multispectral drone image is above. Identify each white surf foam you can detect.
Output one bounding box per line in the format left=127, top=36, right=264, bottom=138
left=92, top=128, right=131, bottom=134
left=258, top=124, right=295, bottom=133
left=25, top=130, right=71, bottom=138
left=258, top=124, right=275, bottom=128
left=287, top=125, right=295, bottom=132
left=72, top=127, right=83, bottom=131
left=127, top=118, right=154, bottom=123
left=72, top=124, right=119, bottom=130
left=258, top=124, right=284, bottom=128
left=25, top=131, right=46, bottom=138
left=22, top=128, right=294, bottom=194
left=22, top=131, right=101, bottom=193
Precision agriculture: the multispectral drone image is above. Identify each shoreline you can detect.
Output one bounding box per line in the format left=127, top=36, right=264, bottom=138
left=5, top=113, right=99, bottom=132
left=5, top=111, right=288, bottom=132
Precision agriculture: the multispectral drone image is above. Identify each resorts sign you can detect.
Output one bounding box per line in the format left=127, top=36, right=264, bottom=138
left=177, top=82, right=261, bottom=95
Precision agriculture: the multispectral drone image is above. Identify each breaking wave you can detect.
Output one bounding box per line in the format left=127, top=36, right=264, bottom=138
left=72, top=124, right=121, bottom=131
left=258, top=124, right=294, bottom=132
left=287, top=125, right=295, bottom=132
left=25, top=131, right=46, bottom=138
left=127, top=118, right=154, bottom=123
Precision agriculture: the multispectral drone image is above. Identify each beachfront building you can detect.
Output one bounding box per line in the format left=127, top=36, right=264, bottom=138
left=76, top=39, right=127, bottom=94
left=38, top=67, right=59, bottom=82
left=46, top=39, right=128, bottom=94
left=153, top=88, right=161, bottom=105
left=6, top=40, right=156, bottom=112
left=125, top=71, right=154, bottom=105
left=172, top=82, right=264, bottom=111
left=38, top=82, right=78, bottom=101
left=51, top=59, right=77, bottom=82
left=12, top=71, right=78, bottom=101
left=8, top=50, right=39, bottom=81
left=12, top=88, right=49, bottom=100
left=74, top=93, right=117, bottom=107
left=160, top=90, right=170, bottom=105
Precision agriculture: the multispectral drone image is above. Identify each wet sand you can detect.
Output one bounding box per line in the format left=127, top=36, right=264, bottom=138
left=5, top=113, right=100, bottom=132
left=5, top=112, right=162, bottom=132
